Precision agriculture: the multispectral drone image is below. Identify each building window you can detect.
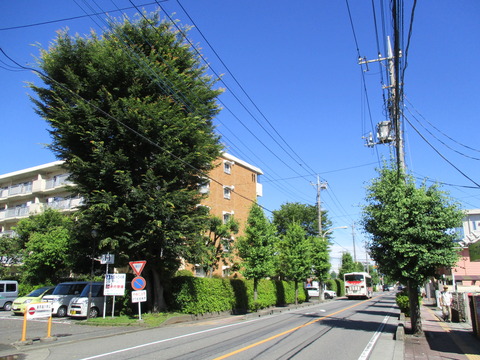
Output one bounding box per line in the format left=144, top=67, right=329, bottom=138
left=194, top=265, right=206, bottom=278
left=223, top=186, right=232, bottom=200
left=222, top=266, right=231, bottom=277
left=224, top=161, right=233, bottom=174
left=223, top=211, right=234, bottom=224
left=252, top=173, right=257, bottom=182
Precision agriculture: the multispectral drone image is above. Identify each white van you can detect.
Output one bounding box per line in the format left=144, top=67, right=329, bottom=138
left=43, top=281, right=89, bottom=317
left=68, top=282, right=105, bottom=318
left=0, top=280, right=19, bottom=311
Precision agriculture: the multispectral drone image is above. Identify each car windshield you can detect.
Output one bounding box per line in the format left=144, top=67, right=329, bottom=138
left=79, top=284, right=104, bottom=297
left=27, top=287, right=51, bottom=297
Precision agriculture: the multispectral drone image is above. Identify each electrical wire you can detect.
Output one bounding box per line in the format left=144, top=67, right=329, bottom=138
left=0, top=48, right=274, bottom=214
left=403, top=113, right=480, bottom=188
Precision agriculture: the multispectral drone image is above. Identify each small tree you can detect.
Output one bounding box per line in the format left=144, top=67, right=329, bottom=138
left=338, top=252, right=363, bottom=280
left=277, top=222, right=312, bottom=304
left=311, top=236, right=330, bottom=298
left=362, top=162, right=463, bottom=335
left=0, top=235, right=22, bottom=278
left=13, top=209, right=74, bottom=284
left=236, top=203, right=276, bottom=301
left=202, top=215, right=239, bottom=277
left=272, top=202, right=331, bottom=237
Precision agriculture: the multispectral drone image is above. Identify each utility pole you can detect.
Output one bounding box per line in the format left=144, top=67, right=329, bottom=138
left=359, top=35, right=405, bottom=170
left=351, top=223, right=357, bottom=262
left=311, top=175, right=327, bottom=235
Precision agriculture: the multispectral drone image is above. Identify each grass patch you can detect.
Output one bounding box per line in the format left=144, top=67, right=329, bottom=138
left=82, top=312, right=185, bottom=327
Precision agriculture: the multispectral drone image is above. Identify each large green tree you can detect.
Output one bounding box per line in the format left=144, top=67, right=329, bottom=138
left=362, top=163, right=463, bottom=335
left=236, top=203, right=277, bottom=301
left=29, top=12, right=223, bottom=311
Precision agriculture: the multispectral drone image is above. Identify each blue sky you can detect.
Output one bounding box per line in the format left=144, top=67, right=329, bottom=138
left=1, top=1, right=479, bottom=271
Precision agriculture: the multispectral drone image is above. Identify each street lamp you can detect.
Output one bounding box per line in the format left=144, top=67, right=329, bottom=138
left=322, top=226, right=348, bottom=238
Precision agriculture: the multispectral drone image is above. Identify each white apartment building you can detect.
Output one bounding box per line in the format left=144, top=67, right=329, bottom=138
left=0, top=161, right=82, bottom=236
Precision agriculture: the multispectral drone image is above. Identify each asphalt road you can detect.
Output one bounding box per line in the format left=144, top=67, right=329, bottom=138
left=0, top=293, right=399, bottom=360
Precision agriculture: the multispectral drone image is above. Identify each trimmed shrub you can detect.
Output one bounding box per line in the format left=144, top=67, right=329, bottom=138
left=175, top=270, right=194, bottom=277
left=335, top=278, right=345, bottom=297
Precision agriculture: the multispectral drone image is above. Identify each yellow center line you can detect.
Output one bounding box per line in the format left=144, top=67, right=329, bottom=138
left=213, top=296, right=382, bottom=360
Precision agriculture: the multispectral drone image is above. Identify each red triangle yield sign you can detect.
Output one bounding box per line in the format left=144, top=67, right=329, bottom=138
left=129, top=261, right=147, bottom=276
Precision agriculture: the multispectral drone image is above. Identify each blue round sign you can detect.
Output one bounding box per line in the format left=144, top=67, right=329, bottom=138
left=131, top=276, right=146, bottom=290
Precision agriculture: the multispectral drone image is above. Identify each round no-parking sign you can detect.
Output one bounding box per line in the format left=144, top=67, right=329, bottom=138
left=131, top=276, right=146, bottom=291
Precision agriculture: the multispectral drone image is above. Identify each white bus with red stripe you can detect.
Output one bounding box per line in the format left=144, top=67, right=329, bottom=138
left=344, top=272, right=373, bottom=299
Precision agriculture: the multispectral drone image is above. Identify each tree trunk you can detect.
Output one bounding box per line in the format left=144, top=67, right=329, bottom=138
left=151, top=267, right=167, bottom=312
left=295, top=280, right=298, bottom=305
left=408, top=280, right=423, bottom=336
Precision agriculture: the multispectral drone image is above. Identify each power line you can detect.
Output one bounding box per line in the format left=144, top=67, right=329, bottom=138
left=0, top=48, right=274, bottom=214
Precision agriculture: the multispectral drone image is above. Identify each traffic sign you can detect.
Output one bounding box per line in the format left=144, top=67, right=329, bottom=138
left=129, top=260, right=146, bottom=276
left=131, top=276, right=146, bottom=291
left=26, top=302, right=52, bottom=319
left=132, top=290, right=147, bottom=303
left=101, top=253, right=115, bottom=265
left=104, top=273, right=126, bottom=296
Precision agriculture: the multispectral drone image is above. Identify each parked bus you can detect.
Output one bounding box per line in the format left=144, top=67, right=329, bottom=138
left=344, top=272, right=373, bottom=299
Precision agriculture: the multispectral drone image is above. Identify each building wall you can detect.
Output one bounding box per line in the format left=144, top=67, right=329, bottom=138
left=0, top=161, right=80, bottom=234
left=446, top=209, right=480, bottom=292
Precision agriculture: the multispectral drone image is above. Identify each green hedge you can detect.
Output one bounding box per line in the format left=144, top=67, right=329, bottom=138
left=335, top=278, right=345, bottom=297
left=169, top=277, right=305, bottom=314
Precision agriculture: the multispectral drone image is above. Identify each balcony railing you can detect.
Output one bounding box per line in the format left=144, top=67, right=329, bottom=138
left=45, top=174, right=72, bottom=189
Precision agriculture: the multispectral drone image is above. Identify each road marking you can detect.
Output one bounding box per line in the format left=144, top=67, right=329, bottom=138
left=213, top=296, right=381, bottom=360
left=80, top=296, right=381, bottom=360
left=357, top=313, right=390, bottom=360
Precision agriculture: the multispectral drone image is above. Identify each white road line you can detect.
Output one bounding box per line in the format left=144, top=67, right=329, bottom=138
left=357, top=314, right=390, bottom=360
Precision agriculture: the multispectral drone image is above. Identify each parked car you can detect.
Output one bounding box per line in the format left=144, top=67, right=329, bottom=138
left=307, top=287, right=320, bottom=297
left=383, top=284, right=395, bottom=291
left=306, top=287, right=336, bottom=299
left=43, top=281, right=89, bottom=317
left=11, top=286, right=55, bottom=315
left=68, top=282, right=105, bottom=318
left=0, top=280, right=19, bottom=311
left=324, top=289, right=337, bottom=299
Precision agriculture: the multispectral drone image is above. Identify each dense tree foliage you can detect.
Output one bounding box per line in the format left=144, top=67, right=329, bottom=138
left=362, top=163, right=464, bottom=334
left=29, top=12, right=223, bottom=310
left=272, top=202, right=331, bottom=237
left=0, top=235, right=22, bottom=278
left=13, top=209, right=74, bottom=284
left=236, top=203, right=277, bottom=301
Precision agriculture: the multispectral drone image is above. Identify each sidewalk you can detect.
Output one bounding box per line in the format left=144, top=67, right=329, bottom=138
left=403, top=300, right=480, bottom=360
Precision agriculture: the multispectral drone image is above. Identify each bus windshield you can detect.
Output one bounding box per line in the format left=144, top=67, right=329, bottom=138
left=345, top=274, right=365, bottom=282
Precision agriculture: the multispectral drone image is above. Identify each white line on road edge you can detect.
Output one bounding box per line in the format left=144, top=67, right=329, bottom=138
left=78, top=315, right=272, bottom=360
left=357, top=314, right=390, bottom=360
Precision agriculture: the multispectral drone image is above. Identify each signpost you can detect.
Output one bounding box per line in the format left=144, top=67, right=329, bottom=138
left=21, top=302, right=53, bottom=342
left=104, top=273, right=126, bottom=318
left=129, top=260, right=147, bottom=320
